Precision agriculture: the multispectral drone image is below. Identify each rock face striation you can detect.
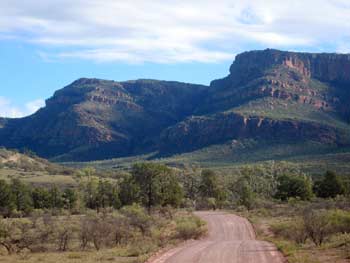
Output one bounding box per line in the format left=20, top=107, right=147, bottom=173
left=1, top=49, right=350, bottom=161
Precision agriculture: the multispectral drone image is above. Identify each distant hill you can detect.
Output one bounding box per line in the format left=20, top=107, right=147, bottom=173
left=0, top=147, right=72, bottom=173
left=1, top=49, right=350, bottom=161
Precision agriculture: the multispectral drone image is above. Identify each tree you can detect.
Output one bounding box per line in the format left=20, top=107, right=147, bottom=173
left=275, top=174, right=313, bottom=201
left=119, top=174, right=140, bottom=206
left=0, top=180, right=14, bottom=217
left=180, top=165, right=201, bottom=201
left=62, top=188, right=77, bottom=210
left=237, top=179, right=255, bottom=210
left=158, top=170, right=183, bottom=207
left=229, top=176, right=256, bottom=210
left=32, top=187, right=50, bottom=209
left=48, top=185, right=63, bottom=209
left=96, top=180, right=121, bottom=210
left=10, top=179, right=33, bottom=214
left=131, top=163, right=183, bottom=211
left=83, top=179, right=98, bottom=210
left=199, top=169, right=226, bottom=208
left=315, top=171, right=345, bottom=198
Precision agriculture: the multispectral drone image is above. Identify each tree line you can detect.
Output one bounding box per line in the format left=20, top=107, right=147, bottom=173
left=0, top=163, right=349, bottom=218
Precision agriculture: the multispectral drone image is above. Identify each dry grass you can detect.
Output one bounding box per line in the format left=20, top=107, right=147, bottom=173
left=0, top=168, right=77, bottom=187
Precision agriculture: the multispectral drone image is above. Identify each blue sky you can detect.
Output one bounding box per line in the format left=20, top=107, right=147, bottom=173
left=1, top=0, right=350, bottom=117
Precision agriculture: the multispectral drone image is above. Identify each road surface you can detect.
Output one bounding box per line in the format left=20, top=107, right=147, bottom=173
left=148, top=211, right=285, bottom=263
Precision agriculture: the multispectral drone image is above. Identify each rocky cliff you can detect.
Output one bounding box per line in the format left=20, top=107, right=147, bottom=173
left=159, top=49, right=350, bottom=153
left=1, top=49, right=350, bottom=161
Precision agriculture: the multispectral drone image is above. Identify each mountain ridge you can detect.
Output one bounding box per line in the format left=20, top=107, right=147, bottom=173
left=1, top=49, right=350, bottom=161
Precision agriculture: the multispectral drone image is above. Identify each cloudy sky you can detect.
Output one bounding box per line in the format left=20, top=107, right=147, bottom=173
left=1, top=0, right=350, bottom=117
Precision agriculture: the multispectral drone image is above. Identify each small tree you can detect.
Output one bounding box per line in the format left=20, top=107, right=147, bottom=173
left=303, top=209, right=332, bottom=246
left=55, top=217, right=77, bottom=251
left=79, top=213, right=113, bottom=251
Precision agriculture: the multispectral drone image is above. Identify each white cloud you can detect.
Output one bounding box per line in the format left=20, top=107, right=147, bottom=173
left=0, top=0, right=349, bottom=63
left=0, top=97, right=45, bottom=118
left=25, top=99, right=45, bottom=114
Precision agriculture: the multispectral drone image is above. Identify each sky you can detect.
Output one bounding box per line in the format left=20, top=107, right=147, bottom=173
left=1, top=0, right=350, bottom=118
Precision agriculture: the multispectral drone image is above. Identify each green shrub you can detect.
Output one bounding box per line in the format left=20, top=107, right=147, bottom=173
left=328, top=209, right=350, bottom=233
left=125, top=239, right=157, bottom=257
left=271, top=218, right=308, bottom=244
left=175, top=215, right=206, bottom=240
left=121, top=204, right=151, bottom=236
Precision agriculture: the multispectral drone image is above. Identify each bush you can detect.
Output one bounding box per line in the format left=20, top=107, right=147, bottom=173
left=54, top=217, right=78, bottom=251
left=79, top=212, right=116, bottom=250
left=121, top=204, right=151, bottom=236
left=175, top=215, right=206, bottom=240
left=328, top=209, right=350, bottom=234
left=0, top=218, right=39, bottom=254
left=271, top=218, right=308, bottom=244
left=303, top=209, right=333, bottom=246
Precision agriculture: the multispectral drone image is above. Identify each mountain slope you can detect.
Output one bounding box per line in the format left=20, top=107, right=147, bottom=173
left=0, top=79, right=206, bottom=161
left=1, top=49, right=350, bottom=161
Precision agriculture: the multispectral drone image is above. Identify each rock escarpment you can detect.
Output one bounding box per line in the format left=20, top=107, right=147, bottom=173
left=0, top=49, right=350, bottom=161
left=160, top=49, right=350, bottom=153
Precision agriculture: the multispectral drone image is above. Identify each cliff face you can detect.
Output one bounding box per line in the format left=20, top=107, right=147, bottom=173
left=231, top=49, right=350, bottom=83
left=1, top=49, right=350, bottom=161
left=159, top=49, right=350, bottom=153
left=159, top=112, right=343, bottom=153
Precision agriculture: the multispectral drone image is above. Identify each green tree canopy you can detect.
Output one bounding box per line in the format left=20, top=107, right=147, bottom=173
left=315, top=171, right=345, bottom=198
left=199, top=169, right=226, bottom=208
left=275, top=174, right=313, bottom=201
left=0, top=180, right=14, bottom=216
left=130, top=163, right=183, bottom=211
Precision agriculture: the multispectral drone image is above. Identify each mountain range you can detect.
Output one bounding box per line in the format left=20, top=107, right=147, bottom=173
left=1, top=49, right=350, bottom=161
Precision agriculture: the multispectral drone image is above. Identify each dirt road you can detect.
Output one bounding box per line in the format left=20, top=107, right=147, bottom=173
left=148, top=211, right=285, bottom=263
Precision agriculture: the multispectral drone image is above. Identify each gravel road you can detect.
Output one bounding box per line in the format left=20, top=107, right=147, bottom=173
left=148, top=211, right=285, bottom=263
